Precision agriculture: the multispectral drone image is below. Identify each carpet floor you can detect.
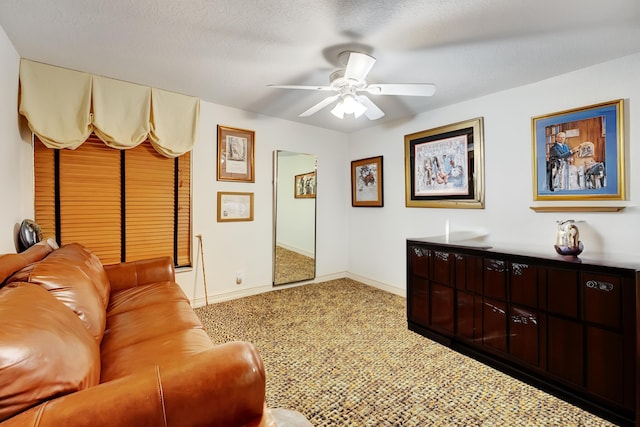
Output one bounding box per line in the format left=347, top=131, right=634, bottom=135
left=195, top=278, right=616, bottom=426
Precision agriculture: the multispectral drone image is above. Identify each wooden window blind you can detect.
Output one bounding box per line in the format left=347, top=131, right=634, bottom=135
left=59, top=139, right=121, bottom=264
left=34, top=135, right=191, bottom=267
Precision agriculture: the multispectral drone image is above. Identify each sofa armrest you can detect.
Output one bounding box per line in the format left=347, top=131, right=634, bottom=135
left=2, top=341, right=273, bottom=427
left=104, top=256, right=175, bottom=292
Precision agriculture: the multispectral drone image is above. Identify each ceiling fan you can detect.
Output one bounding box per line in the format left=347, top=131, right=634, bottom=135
left=268, top=51, right=436, bottom=120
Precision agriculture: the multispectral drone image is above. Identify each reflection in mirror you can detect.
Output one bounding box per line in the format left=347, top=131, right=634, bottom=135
left=273, top=150, right=316, bottom=286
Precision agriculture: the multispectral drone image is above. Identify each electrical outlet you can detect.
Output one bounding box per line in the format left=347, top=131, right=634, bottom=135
left=236, top=271, right=243, bottom=285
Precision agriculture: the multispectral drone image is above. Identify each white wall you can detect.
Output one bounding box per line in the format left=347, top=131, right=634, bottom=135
left=0, top=26, right=32, bottom=253
left=180, top=102, right=350, bottom=305
left=348, top=53, right=640, bottom=295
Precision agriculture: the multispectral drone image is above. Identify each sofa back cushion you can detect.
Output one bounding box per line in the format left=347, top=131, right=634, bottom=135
left=53, top=243, right=111, bottom=307
left=0, top=283, right=100, bottom=422
left=6, top=244, right=108, bottom=342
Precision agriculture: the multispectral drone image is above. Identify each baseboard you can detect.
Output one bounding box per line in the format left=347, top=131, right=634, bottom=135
left=191, top=285, right=274, bottom=308
left=345, top=272, right=406, bottom=297
left=191, top=271, right=404, bottom=308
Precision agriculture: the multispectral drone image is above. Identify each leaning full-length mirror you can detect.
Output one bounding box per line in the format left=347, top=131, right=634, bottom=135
left=273, top=151, right=316, bottom=285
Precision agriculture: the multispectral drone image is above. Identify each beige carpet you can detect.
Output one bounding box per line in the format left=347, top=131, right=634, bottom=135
left=195, top=279, right=616, bottom=426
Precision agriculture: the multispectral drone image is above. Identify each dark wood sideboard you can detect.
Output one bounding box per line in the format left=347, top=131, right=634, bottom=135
left=406, top=237, right=640, bottom=426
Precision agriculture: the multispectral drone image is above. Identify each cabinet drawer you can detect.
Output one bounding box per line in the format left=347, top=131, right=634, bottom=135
left=510, top=262, right=538, bottom=308
left=483, top=258, right=506, bottom=300
left=432, top=251, right=451, bottom=284
left=454, top=253, right=481, bottom=293
left=409, top=246, right=430, bottom=278
left=546, top=268, right=579, bottom=318
left=582, top=273, right=621, bottom=329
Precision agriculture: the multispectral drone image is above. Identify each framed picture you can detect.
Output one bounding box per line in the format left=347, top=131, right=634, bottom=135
left=404, top=117, right=485, bottom=208
left=217, top=125, right=255, bottom=182
left=532, top=99, right=624, bottom=201
left=351, top=156, right=383, bottom=207
left=217, top=191, right=254, bottom=222
left=294, top=171, right=316, bottom=199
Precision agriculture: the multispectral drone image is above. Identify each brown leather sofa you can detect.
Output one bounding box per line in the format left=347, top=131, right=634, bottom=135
left=0, top=240, right=309, bottom=426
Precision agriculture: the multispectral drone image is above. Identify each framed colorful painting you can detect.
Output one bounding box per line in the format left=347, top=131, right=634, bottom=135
left=532, top=99, right=624, bottom=201
left=351, top=156, right=383, bottom=207
left=404, top=117, right=485, bottom=208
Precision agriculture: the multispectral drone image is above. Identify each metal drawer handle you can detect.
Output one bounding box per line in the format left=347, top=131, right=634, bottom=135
left=585, top=280, right=614, bottom=292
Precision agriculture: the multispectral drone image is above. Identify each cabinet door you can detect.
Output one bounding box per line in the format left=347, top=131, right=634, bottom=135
left=409, top=277, right=429, bottom=327
left=483, top=298, right=507, bottom=352
left=509, top=305, right=539, bottom=366
left=431, top=283, right=454, bottom=334
left=547, top=315, right=583, bottom=386
left=456, top=291, right=475, bottom=340
left=586, top=326, right=624, bottom=405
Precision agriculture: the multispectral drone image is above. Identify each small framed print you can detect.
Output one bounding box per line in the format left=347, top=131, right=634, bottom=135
left=294, top=171, right=316, bottom=199
left=351, top=156, right=383, bottom=207
left=217, top=125, right=255, bottom=182
left=532, top=99, right=624, bottom=201
left=404, top=117, right=485, bottom=208
left=217, top=192, right=254, bottom=222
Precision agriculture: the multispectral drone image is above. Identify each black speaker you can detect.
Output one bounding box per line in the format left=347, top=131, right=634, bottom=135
left=17, top=219, right=42, bottom=253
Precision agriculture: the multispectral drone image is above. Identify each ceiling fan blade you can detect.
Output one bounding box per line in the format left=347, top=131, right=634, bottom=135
left=299, top=94, right=340, bottom=117
left=268, top=84, right=334, bottom=91
left=344, top=52, right=376, bottom=83
left=364, top=83, right=436, bottom=96
left=358, top=96, right=385, bottom=120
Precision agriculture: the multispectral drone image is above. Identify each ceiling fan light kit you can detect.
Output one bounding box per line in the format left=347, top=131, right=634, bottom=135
left=268, top=51, right=436, bottom=121
left=330, top=93, right=367, bottom=119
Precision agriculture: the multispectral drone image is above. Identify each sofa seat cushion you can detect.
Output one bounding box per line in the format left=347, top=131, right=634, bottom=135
left=0, top=283, right=100, bottom=422
left=6, top=244, right=108, bottom=342
left=101, top=300, right=205, bottom=354
left=100, top=281, right=213, bottom=382
left=100, top=329, right=213, bottom=382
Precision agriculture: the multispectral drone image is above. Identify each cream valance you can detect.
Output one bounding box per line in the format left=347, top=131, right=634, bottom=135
left=18, top=59, right=199, bottom=158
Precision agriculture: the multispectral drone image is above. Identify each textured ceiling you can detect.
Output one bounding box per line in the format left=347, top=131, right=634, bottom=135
left=1, top=0, right=639, bottom=133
